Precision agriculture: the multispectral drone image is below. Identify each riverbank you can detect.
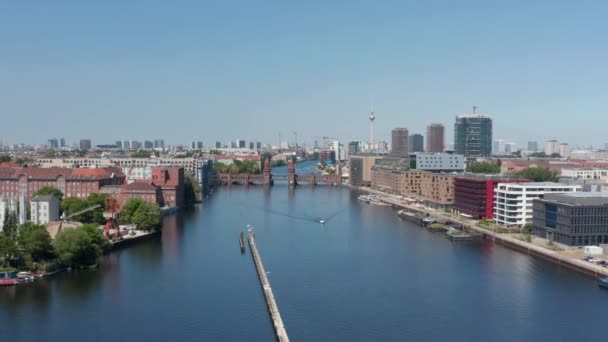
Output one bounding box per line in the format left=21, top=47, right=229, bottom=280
left=349, top=185, right=608, bottom=278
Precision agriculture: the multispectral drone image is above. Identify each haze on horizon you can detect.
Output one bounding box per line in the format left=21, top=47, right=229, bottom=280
left=1, top=1, right=607, bottom=148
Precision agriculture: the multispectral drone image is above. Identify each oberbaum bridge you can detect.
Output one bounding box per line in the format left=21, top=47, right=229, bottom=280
left=219, top=159, right=342, bottom=187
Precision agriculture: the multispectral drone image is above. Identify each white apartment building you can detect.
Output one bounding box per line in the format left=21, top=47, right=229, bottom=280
left=494, top=182, right=579, bottom=227
left=545, top=140, right=559, bottom=155
left=31, top=195, right=60, bottom=225
left=561, top=168, right=608, bottom=180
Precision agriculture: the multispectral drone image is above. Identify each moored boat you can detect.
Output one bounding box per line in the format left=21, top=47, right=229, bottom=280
left=598, top=277, right=608, bottom=288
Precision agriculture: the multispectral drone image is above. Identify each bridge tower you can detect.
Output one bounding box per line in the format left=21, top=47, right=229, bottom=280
left=288, top=159, right=296, bottom=186
left=263, top=159, right=273, bottom=185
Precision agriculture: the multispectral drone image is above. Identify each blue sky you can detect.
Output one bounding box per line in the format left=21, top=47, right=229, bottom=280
left=1, top=1, right=607, bottom=148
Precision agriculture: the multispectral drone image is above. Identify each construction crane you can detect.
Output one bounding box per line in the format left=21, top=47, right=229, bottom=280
left=58, top=204, right=102, bottom=231
left=103, top=167, right=133, bottom=240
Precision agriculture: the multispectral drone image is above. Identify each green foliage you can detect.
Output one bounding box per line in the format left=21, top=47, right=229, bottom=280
left=216, top=160, right=260, bottom=174
left=2, top=208, right=18, bottom=237
left=184, top=174, right=201, bottom=206
left=271, top=160, right=286, bottom=167
left=0, top=154, right=11, bottom=163
left=34, top=186, right=64, bottom=202
left=518, top=167, right=557, bottom=182
left=528, top=151, right=561, bottom=159
left=522, top=223, right=532, bottom=235
left=60, top=194, right=108, bottom=224
left=131, top=202, right=162, bottom=232
left=86, top=193, right=109, bottom=225
left=0, top=234, right=18, bottom=268
left=309, top=152, right=320, bottom=160
left=466, top=161, right=500, bottom=174
left=53, top=228, right=99, bottom=267
left=17, top=222, right=54, bottom=262
left=121, top=198, right=144, bottom=224
left=80, top=224, right=111, bottom=253
left=130, top=149, right=152, bottom=158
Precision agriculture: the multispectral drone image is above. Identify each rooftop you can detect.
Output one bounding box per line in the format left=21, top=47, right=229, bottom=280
left=542, top=192, right=608, bottom=206
left=32, top=195, right=58, bottom=202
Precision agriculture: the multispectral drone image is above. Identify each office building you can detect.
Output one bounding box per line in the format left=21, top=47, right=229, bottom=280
left=348, top=141, right=360, bottom=156
left=391, top=128, right=409, bottom=158
left=256, top=141, right=262, bottom=150
left=493, top=139, right=505, bottom=155
left=454, top=114, right=492, bottom=157
left=249, top=141, right=254, bottom=150
left=144, top=140, right=153, bottom=149
left=349, top=154, right=383, bottom=186
left=116, top=141, right=123, bottom=149
left=31, top=195, right=60, bottom=225
left=545, top=140, right=559, bottom=155
left=237, top=140, right=246, bottom=149
left=59, top=138, right=66, bottom=148
left=426, top=123, right=445, bottom=153
left=215, top=141, right=222, bottom=149
left=408, top=134, right=424, bottom=153
left=130, top=140, right=142, bottom=149
left=559, top=143, right=570, bottom=159
left=410, top=153, right=465, bottom=172
left=154, top=139, right=165, bottom=149
left=48, top=138, right=59, bottom=149
left=528, top=141, right=538, bottom=151
left=453, top=174, right=529, bottom=219
left=494, top=182, right=579, bottom=227
left=532, top=192, right=608, bottom=246
left=79, top=139, right=92, bottom=150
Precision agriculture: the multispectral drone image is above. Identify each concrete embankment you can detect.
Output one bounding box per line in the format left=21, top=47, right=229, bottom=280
left=349, top=185, right=608, bottom=279
left=248, top=232, right=289, bottom=342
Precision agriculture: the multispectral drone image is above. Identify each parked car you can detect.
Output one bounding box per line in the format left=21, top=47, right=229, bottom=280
left=597, top=260, right=607, bottom=266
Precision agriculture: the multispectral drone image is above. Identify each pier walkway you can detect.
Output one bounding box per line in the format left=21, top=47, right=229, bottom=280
left=248, top=231, right=290, bottom=342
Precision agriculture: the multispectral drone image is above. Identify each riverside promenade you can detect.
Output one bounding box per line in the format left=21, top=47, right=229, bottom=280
left=351, top=185, right=608, bottom=278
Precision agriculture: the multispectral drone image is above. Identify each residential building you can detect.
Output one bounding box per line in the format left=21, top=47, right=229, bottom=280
left=426, top=123, right=444, bottom=153
left=122, top=140, right=131, bottom=150
left=30, top=195, right=60, bottom=225
left=528, top=141, right=538, bottom=151
left=545, top=140, right=559, bottom=155
left=494, top=182, right=579, bottom=227
left=410, top=153, right=465, bottom=172
left=454, top=114, right=492, bottom=157
left=59, top=138, right=66, bottom=148
left=391, top=128, right=409, bottom=158
left=116, top=141, right=123, bottom=149
left=215, top=141, right=222, bottom=149
left=349, top=154, right=383, bottom=186
left=401, top=170, right=455, bottom=209
left=48, top=139, right=59, bottom=149
left=371, top=157, right=410, bottom=194
left=320, top=150, right=336, bottom=166
left=79, top=139, right=92, bottom=150
left=256, top=141, right=262, bottom=150
left=493, top=139, right=505, bottom=155
left=561, top=168, right=608, bottom=180
left=408, top=134, right=424, bottom=153
left=197, top=141, right=203, bottom=149
left=532, top=192, right=608, bottom=246
left=249, top=141, right=255, bottom=150
left=237, top=140, right=246, bottom=149
left=144, top=140, right=154, bottom=149
left=153, top=139, right=165, bottom=149
left=453, top=174, right=529, bottom=219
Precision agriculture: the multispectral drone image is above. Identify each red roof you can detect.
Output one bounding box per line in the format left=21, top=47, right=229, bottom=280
left=124, top=181, right=157, bottom=192
left=215, top=155, right=260, bottom=161
left=0, top=166, right=125, bottom=180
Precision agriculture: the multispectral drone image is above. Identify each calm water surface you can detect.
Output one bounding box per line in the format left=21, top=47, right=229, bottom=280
left=1, top=162, right=607, bottom=341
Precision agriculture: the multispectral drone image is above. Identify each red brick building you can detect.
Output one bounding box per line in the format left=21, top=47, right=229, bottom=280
left=121, top=181, right=160, bottom=205
left=0, top=166, right=125, bottom=202
left=151, top=167, right=184, bottom=207
left=453, top=175, right=531, bottom=220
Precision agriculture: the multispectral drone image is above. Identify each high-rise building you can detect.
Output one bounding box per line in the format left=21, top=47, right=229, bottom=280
left=48, top=138, right=59, bottom=149
left=391, top=128, right=409, bottom=158
left=454, top=113, right=492, bottom=157
left=493, top=139, right=505, bottom=155
left=249, top=141, right=255, bottom=150
left=528, top=141, right=538, bottom=151
left=348, top=141, right=360, bottom=156
left=426, top=123, right=444, bottom=153
left=231, top=141, right=237, bottom=148
left=408, top=134, right=424, bottom=153
left=79, top=139, right=92, bottom=150
left=559, top=143, right=570, bottom=159
left=197, top=141, right=203, bottom=149
left=116, top=140, right=123, bottom=149
left=130, top=140, right=142, bottom=149
left=215, top=141, right=222, bottom=149
left=59, top=138, right=66, bottom=148
left=505, top=142, right=517, bottom=154
left=153, top=139, right=165, bottom=149
left=123, top=140, right=131, bottom=150
left=545, top=140, right=559, bottom=155
left=144, top=140, right=153, bottom=149
left=238, top=140, right=246, bottom=149
left=256, top=141, right=262, bottom=150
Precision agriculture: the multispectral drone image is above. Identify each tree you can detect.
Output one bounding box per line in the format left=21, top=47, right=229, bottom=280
left=466, top=161, right=500, bottom=174
left=34, top=186, right=64, bottom=202
left=53, top=228, right=99, bottom=267
left=550, top=153, right=562, bottom=158
left=61, top=197, right=91, bottom=221
left=0, top=154, right=11, bottom=163
left=130, top=150, right=152, bottom=158
left=0, top=234, right=18, bottom=268
left=86, top=193, right=109, bottom=225
left=121, top=198, right=144, bottom=224
left=184, top=174, right=201, bottom=206
left=17, top=222, right=54, bottom=262
left=80, top=224, right=110, bottom=253
left=131, top=202, right=162, bottom=232
left=518, top=167, right=557, bottom=182
left=2, top=208, right=18, bottom=237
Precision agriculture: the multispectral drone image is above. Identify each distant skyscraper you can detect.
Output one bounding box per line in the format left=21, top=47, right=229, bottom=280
left=505, top=142, right=516, bottom=154
left=116, top=140, right=123, bottom=149
left=528, top=141, right=538, bottom=151
left=231, top=141, right=237, bottom=148
left=545, top=140, right=559, bottom=155
left=391, top=128, right=409, bottom=158
left=215, top=141, right=222, bottom=149
left=153, top=139, right=165, bottom=149
left=559, top=143, right=570, bottom=158
left=238, top=140, right=246, bottom=149
left=197, top=141, right=203, bottom=149
left=348, top=141, right=360, bottom=156
left=493, top=139, right=505, bottom=155
left=59, top=138, right=66, bottom=148
left=408, top=134, right=424, bottom=153
left=123, top=140, right=131, bottom=150
left=79, top=139, right=92, bottom=150
left=249, top=141, right=254, bottom=150
left=130, top=140, right=142, bottom=149
left=256, top=141, right=262, bottom=150
left=426, top=123, right=444, bottom=152
left=454, top=110, right=492, bottom=157
left=48, top=138, right=58, bottom=149
left=144, top=140, right=153, bottom=149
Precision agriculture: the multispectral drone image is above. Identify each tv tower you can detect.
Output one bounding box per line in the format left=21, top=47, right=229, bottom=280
left=369, top=104, right=376, bottom=151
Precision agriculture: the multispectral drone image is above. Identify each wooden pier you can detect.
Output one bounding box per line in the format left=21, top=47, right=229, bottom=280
left=248, top=231, right=289, bottom=342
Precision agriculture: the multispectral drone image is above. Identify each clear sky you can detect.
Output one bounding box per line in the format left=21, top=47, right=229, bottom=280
left=1, top=1, right=607, bottom=148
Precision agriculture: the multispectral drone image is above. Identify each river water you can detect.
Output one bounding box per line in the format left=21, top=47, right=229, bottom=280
left=1, top=161, right=607, bottom=341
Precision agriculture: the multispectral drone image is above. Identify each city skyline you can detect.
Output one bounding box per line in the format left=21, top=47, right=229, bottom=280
left=2, top=2, right=608, bottom=147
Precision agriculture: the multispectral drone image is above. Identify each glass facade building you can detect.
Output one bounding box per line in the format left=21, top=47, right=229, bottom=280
left=454, top=115, right=492, bottom=157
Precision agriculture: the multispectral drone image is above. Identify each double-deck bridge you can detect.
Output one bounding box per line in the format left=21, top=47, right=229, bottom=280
left=219, top=160, right=341, bottom=187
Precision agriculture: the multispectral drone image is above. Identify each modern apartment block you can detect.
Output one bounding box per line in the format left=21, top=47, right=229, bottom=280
left=410, top=153, right=464, bottom=172
left=31, top=195, right=60, bottom=225
left=532, top=192, right=608, bottom=246
left=561, top=168, right=608, bottom=180
left=454, top=114, right=492, bottom=157
left=401, top=170, right=455, bottom=209
left=494, top=182, right=579, bottom=227
left=453, top=174, right=529, bottom=219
